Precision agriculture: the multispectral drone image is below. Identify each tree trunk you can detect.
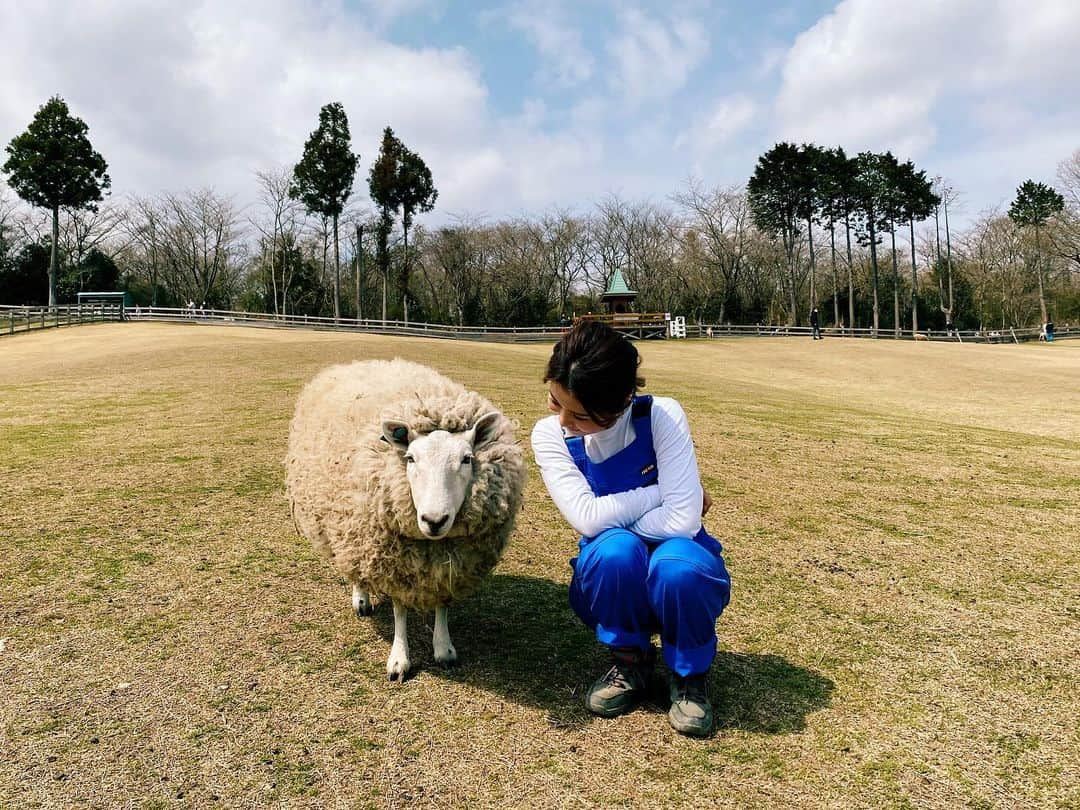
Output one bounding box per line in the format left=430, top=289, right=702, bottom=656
left=333, top=213, right=341, bottom=321
left=788, top=252, right=798, bottom=327
left=934, top=205, right=942, bottom=263
left=944, top=197, right=955, bottom=328
left=891, top=226, right=900, bottom=338
left=269, top=222, right=279, bottom=317
left=845, top=213, right=854, bottom=329
left=321, top=225, right=329, bottom=315
left=50, top=206, right=59, bottom=307
left=402, top=217, right=409, bottom=325
left=869, top=214, right=880, bottom=336
left=830, top=223, right=839, bottom=327
left=806, top=215, right=816, bottom=318
left=1000, top=274, right=1007, bottom=330
left=381, top=272, right=387, bottom=323
left=909, top=218, right=919, bottom=335
left=1035, top=224, right=1048, bottom=324
left=355, top=223, right=363, bottom=322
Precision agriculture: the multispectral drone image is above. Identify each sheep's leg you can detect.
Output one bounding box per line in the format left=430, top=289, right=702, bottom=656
left=351, top=583, right=373, bottom=617
left=386, top=601, right=411, bottom=683
left=433, top=605, right=457, bottom=667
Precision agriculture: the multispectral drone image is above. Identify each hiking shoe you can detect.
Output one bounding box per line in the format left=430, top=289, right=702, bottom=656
left=668, top=673, right=713, bottom=737
left=585, top=646, right=656, bottom=718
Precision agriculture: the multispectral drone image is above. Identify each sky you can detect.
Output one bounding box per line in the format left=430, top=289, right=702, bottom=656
left=1, top=0, right=1078, bottom=226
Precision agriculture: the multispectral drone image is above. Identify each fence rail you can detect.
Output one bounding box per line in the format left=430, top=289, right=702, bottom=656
left=123, top=306, right=568, bottom=342
left=693, top=322, right=1077, bottom=343
left=3, top=302, right=1075, bottom=345
left=1, top=304, right=125, bottom=337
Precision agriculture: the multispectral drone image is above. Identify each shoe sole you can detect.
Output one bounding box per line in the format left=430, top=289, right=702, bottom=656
left=586, top=692, right=647, bottom=718
left=668, top=706, right=713, bottom=737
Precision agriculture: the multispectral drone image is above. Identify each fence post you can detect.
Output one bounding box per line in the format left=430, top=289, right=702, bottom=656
left=8, top=311, right=13, bottom=334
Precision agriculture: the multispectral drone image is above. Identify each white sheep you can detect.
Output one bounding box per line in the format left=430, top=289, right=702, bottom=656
left=285, top=358, right=526, bottom=682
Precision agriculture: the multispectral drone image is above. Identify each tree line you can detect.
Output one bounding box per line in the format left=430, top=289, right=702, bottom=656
left=3, top=96, right=1078, bottom=330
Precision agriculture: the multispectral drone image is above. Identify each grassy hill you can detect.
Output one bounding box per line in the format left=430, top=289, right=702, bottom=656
left=1, top=323, right=1077, bottom=808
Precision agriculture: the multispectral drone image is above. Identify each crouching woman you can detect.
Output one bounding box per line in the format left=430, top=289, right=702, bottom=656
left=531, top=320, right=730, bottom=737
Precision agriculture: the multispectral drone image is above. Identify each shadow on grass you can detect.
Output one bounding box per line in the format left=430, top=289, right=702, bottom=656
left=371, top=573, right=834, bottom=732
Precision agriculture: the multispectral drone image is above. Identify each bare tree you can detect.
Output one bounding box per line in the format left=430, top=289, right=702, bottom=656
left=123, top=195, right=167, bottom=305
left=251, top=167, right=301, bottom=316
left=154, top=189, right=246, bottom=306
left=673, top=180, right=753, bottom=323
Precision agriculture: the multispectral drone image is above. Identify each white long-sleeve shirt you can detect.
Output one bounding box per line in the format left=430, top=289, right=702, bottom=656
left=531, top=396, right=704, bottom=540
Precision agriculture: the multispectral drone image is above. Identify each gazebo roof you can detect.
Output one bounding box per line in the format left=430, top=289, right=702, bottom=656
left=602, top=270, right=637, bottom=298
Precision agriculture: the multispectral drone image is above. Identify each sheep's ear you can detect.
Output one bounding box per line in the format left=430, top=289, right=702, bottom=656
left=466, top=411, right=502, bottom=451
left=381, top=419, right=412, bottom=451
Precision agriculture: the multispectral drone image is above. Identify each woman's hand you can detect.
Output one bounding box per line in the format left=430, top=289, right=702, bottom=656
left=702, top=490, right=713, bottom=516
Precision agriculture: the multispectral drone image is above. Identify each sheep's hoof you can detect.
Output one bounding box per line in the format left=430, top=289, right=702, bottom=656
left=434, top=647, right=458, bottom=668
left=351, top=587, right=373, bottom=618
left=386, top=651, right=411, bottom=683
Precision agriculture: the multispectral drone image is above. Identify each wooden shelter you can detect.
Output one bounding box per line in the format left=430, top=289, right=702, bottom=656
left=575, top=273, right=670, bottom=339
left=601, top=270, right=637, bottom=314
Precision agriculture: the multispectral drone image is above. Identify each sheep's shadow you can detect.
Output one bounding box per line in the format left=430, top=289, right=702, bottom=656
left=369, top=573, right=834, bottom=732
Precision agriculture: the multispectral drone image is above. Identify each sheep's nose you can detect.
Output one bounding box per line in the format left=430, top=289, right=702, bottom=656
left=422, top=514, right=449, bottom=534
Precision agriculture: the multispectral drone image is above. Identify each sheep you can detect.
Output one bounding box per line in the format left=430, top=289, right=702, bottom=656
left=284, top=358, right=526, bottom=682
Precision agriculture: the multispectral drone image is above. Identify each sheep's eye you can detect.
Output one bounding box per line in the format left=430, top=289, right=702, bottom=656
left=404, top=454, right=415, bottom=464
left=462, top=455, right=473, bottom=466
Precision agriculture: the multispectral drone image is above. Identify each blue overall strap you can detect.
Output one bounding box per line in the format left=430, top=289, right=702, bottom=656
left=565, top=435, right=588, bottom=476
left=631, top=395, right=653, bottom=444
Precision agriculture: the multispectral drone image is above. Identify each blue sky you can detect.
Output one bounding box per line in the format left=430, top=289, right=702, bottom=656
left=1, top=0, right=1078, bottom=225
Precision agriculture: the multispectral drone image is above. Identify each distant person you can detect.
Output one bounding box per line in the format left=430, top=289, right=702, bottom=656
left=531, top=320, right=730, bottom=737
left=1045, top=320, right=1055, bottom=342
left=810, top=307, right=821, bottom=340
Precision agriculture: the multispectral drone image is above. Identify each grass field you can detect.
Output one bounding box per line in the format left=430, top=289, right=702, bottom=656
left=1, top=323, right=1078, bottom=809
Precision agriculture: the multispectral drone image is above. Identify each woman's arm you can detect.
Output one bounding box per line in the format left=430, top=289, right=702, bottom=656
left=531, top=417, right=662, bottom=538
left=628, top=398, right=704, bottom=540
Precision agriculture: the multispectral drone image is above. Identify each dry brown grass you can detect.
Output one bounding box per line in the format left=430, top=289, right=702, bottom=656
left=1, top=323, right=1078, bottom=809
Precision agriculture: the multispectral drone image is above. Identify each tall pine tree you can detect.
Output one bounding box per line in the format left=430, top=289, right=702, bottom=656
left=1009, top=180, right=1065, bottom=325
left=2, top=96, right=110, bottom=306
left=852, top=151, right=896, bottom=336
left=368, top=127, right=400, bottom=321
left=392, top=142, right=437, bottom=322
left=748, top=143, right=804, bottom=325
left=289, top=102, right=358, bottom=321
left=894, top=161, right=939, bottom=334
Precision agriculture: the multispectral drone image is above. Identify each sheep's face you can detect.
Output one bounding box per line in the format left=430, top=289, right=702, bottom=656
left=382, top=412, right=501, bottom=540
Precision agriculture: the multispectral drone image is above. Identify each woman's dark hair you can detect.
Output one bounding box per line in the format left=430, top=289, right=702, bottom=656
left=544, top=320, right=645, bottom=427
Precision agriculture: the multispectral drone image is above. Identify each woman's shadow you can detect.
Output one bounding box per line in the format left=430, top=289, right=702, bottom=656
left=371, top=573, right=834, bottom=732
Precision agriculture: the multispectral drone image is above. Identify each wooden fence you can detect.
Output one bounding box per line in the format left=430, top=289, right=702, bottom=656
left=123, top=306, right=567, bottom=342
left=2, top=303, right=1074, bottom=345
left=695, top=323, right=1076, bottom=343
left=1, top=304, right=125, bottom=337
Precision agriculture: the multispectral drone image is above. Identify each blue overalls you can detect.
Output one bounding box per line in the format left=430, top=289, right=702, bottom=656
left=566, top=396, right=731, bottom=677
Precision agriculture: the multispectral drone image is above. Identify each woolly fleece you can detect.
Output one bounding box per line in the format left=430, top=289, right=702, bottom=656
left=285, top=359, right=527, bottom=609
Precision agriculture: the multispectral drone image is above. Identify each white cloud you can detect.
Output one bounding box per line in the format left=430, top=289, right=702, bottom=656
left=0, top=0, right=575, bottom=218
left=675, top=95, right=757, bottom=156
left=504, top=1, right=595, bottom=87
left=351, top=0, right=444, bottom=29
left=775, top=0, right=1080, bottom=159
left=606, top=8, right=709, bottom=104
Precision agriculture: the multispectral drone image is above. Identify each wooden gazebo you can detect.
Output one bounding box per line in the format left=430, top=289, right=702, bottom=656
left=576, top=271, right=670, bottom=339
left=601, top=270, right=637, bottom=314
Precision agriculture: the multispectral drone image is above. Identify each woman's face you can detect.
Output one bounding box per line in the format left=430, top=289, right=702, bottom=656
left=547, top=381, right=608, bottom=436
